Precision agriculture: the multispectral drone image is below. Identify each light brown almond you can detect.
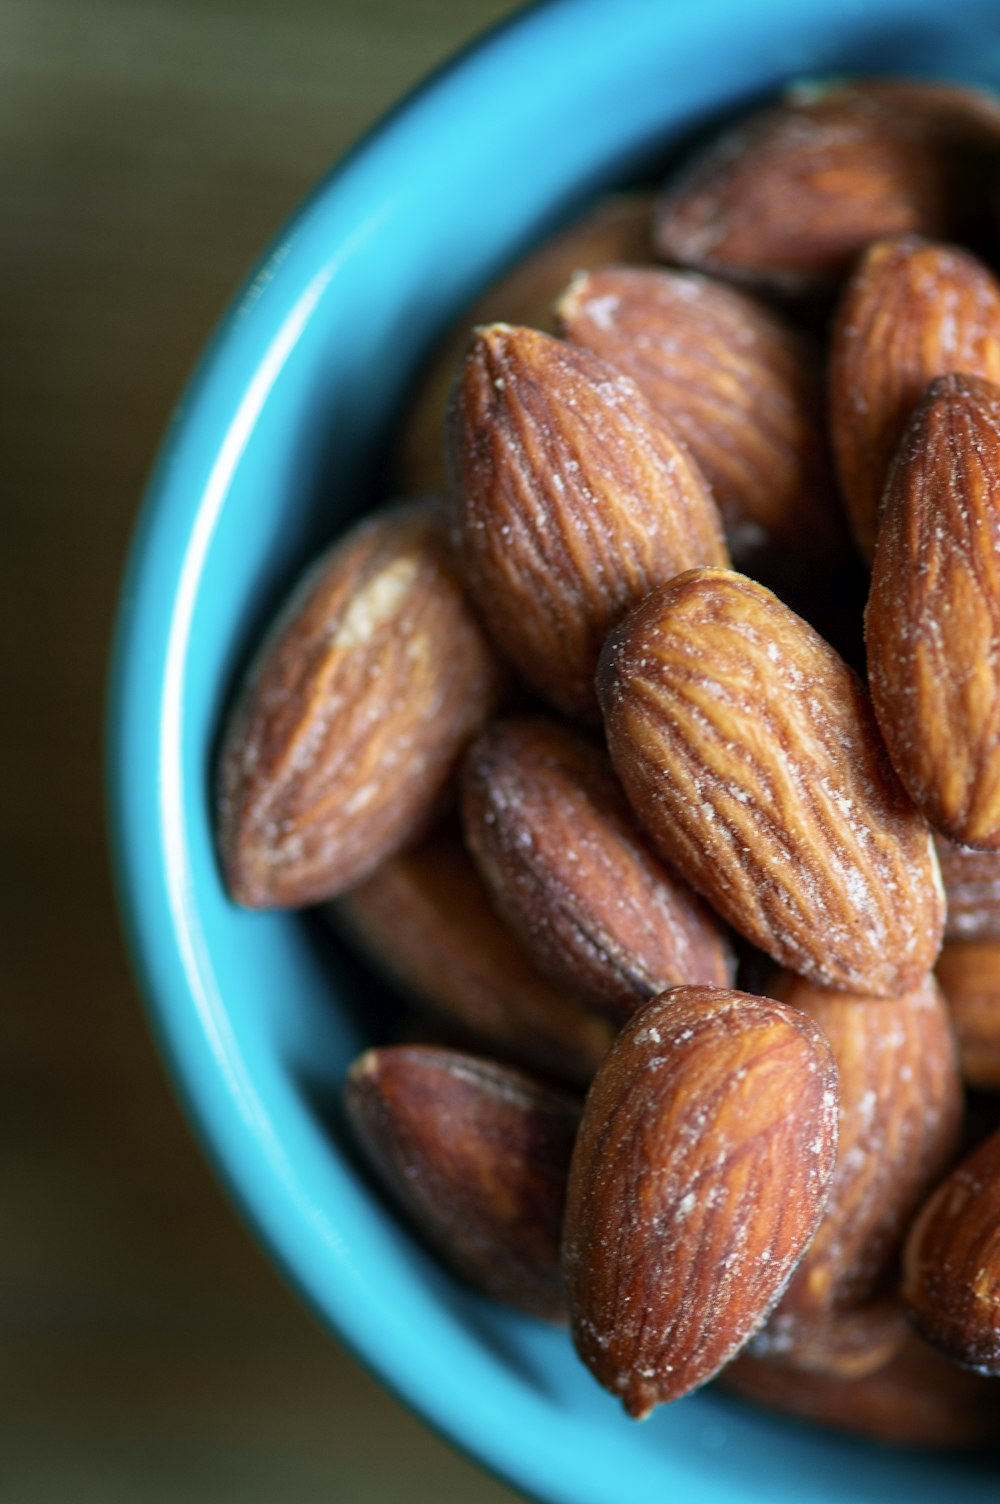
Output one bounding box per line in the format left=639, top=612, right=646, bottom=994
left=446, top=323, right=728, bottom=720
left=598, top=567, right=944, bottom=996
left=937, top=938, right=1000, bottom=1089
left=936, top=833, right=1000, bottom=940
left=563, top=986, right=838, bottom=1418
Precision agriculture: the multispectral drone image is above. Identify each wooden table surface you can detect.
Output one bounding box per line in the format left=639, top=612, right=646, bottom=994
left=2, top=2, right=528, bottom=1498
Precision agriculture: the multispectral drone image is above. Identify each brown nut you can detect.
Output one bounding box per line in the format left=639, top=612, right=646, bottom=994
left=936, top=833, right=1000, bottom=941
left=937, top=938, right=1000, bottom=1090
left=746, top=1297, right=910, bottom=1381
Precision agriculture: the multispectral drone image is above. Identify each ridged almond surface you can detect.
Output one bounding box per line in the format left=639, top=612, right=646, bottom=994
left=344, top=1046, right=580, bottom=1322
left=446, top=323, right=728, bottom=720
left=460, top=716, right=734, bottom=1019
left=937, top=938, right=1000, bottom=1089
left=936, top=834, right=1000, bottom=940
left=830, top=238, right=1000, bottom=557
left=329, top=826, right=614, bottom=1088
left=903, top=1124, right=1000, bottom=1372
left=556, top=264, right=844, bottom=579
left=867, top=372, right=1000, bottom=847
left=216, top=500, right=503, bottom=907
left=654, top=79, right=1000, bottom=300
left=563, top=986, right=838, bottom=1418
left=598, top=568, right=944, bottom=996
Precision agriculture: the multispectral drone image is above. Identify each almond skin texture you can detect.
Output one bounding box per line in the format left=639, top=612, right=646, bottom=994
left=830, top=238, right=1000, bottom=557
left=216, top=501, right=503, bottom=908
left=447, top=323, right=728, bottom=720
left=344, top=1046, right=580, bottom=1322
left=460, top=716, right=734, bottom=1019
left=556, top=265, right=844, bottom=580
left=598, top=568, right=944, bottom=997
left=903, top=1124, right=1000, bottom=1372
left=936, top=834, right=1000, bottom=940
left=937, top=939, right=1000, bottom=1089
left=755, top=973, right=961, bottom=1370
left=654, top=79, right=1000, bottom=301
left=746, top=1297, right=910, bottom=1380
left=562, top=986, right=838, bottom=1418
left=867, top=372, right=1000, bottom=848
left=328, top=827, right=614, bottom=1088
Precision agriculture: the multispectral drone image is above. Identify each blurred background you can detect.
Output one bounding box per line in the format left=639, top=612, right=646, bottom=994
left=2, top=2, right=534, bottom=1498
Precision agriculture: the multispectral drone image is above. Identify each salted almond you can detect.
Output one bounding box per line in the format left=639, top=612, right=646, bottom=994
left=563, top=986, right=838, bottom=1418
left=460, top=716, right=733, bottom=1019
left=395, top=193, right=654, bottom=495
left=329, top=826, right=613, bottom=1088
left=937, top=939, right=1000, bottom=1089
left=867, top=372, right=1000, bottom=847
left=747, top=1298, right=909, bottom=1380
left=654, top=79, right=1000, bottom=300
left=598, top=568, right=944, bottom=996
left=556, top=265, right=845, bottom=580
left=936, top=834, right=1000, bottom=940
left=344, top=1046, right=580, bottom=1322
left=903, top=1124, right=1000, bottom=1372
left=755, top=973, right=961, bottom=1369
left=216, top=501, right=503, bottom=907
left=447, top=323, right=727, bottom=720
left=830, top=238, right=1000, bottom=557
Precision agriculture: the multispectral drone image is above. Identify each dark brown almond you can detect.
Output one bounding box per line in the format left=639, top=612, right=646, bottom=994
left=395, top=193, right=654, bottom=495
left=937, top=939, right=1000, bottom=1090
left=447, top=323, right=728, bottom=720
left=831, top=238, right=1000, bottom=557
left=654, top=79, right=1000, bottom=300
left=747, top=1297, right=909, bottom=1380
left=598, top=567, right=944, bottom=997
left=329, top=826, right=614, bottom=1088
left=936, top=834, right=1000, bottom=940
left=902, top=1125, right=1000, bottom=1372
left=460, top=716, right=734, bottom=1019
left=217, top=501, right=503, bottom=907
left=563, top=986, right=838, bottom=1418
left=556, top=264, right=845, bottom=580
left=344, top=1045, right=580, bottom=1322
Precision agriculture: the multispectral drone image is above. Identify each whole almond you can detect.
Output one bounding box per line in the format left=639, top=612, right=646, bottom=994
left=217, top=501, right=503, bottom=907
left=344, top=1045, right=580, bottom=1322
left=556, top=264, right=844, bottom=579
left=936, top=834, right=1000, bottom=940
left=654, top=79, right=1000, bottom=301
left=830, top=237, right=1000, bottom=557
left=329, top=826, right=614, bottom=1087
left=867, top=372, right=1000, bottom=847
left=747, top=1297, right=909, bottom=1380
left=562, top=986, right=838, bottom=1418
left=598, top=567, right=944, bottom=997
left=460, top=716, right=734, bottom=1019
left=937, top=938, right=1000, bottom=1089
left=902, top=1124, right=1000, bottom=1372
left=447, top=323, right=728, bottom=720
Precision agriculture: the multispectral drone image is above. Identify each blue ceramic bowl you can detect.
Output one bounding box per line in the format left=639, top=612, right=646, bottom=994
left=108, top=2, right=1000, bottom=1499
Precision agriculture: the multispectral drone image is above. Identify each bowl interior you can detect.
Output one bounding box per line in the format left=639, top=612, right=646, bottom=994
left=109, top=2, right=1000, bottom=1500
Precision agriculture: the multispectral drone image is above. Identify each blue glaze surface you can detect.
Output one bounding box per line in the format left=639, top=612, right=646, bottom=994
left=107, top=2, right=1000, bottom=1498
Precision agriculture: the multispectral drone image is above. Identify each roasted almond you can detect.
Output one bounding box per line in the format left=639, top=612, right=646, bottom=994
left=902, top=1123, right=1000, bottom=1372
left=460, top=716, right=734, bottom=1019
left=598, top=567, right=944, bottom=996
left=329, top=825, right=614, bottom=1087
left=217, top=501, right=503, bottom=907
left=556, top=264, right=844, bottom=580
left=937, top=938, right=1000, bottom=1090
left=344, top=1045, right=580, bottom=1322
left=446, top=323, right=727, bottom=720
left=936, top=834, right=1000, bottom=940
left=747, top=1297, right=909, bottom=1380
left=562, top=986, right=838, bottom=1418
left=830, top=237, right=1000, bottom=557
left=867, top=372, right=1000, bottom=847
left=653, top=79, right=1000, bottom=301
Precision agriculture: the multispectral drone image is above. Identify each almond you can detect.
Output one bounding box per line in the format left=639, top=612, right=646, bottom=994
left=556, top=264, right=845, bottom=580
left=562, top=986, right=838, bottom=1418
left=460, top=716, right=734, bottom=1019
left=830, top=238, right=1000, bottom=557
left=902, top=1124, right=1000, bottom=1372
left=598, top=567, right=944, bottom=996
left=936, top=834, right=1000, bottom=940
left=746, top=1297, right=909, bottom=1380
left=446, top=323, right=728, bottom=720
left=653, top=79, right=1000, bottom=300
left=936, top=938, right=1000, bottom=1089
left=217, top=501, right=503, bottom=907
left=329, top=825, right=614, bottom=1087
left=344, top=1045, right=580, bottom=1322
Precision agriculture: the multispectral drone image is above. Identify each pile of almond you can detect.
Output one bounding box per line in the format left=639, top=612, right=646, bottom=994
left=217, top=79, right=1000, bottom=1446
